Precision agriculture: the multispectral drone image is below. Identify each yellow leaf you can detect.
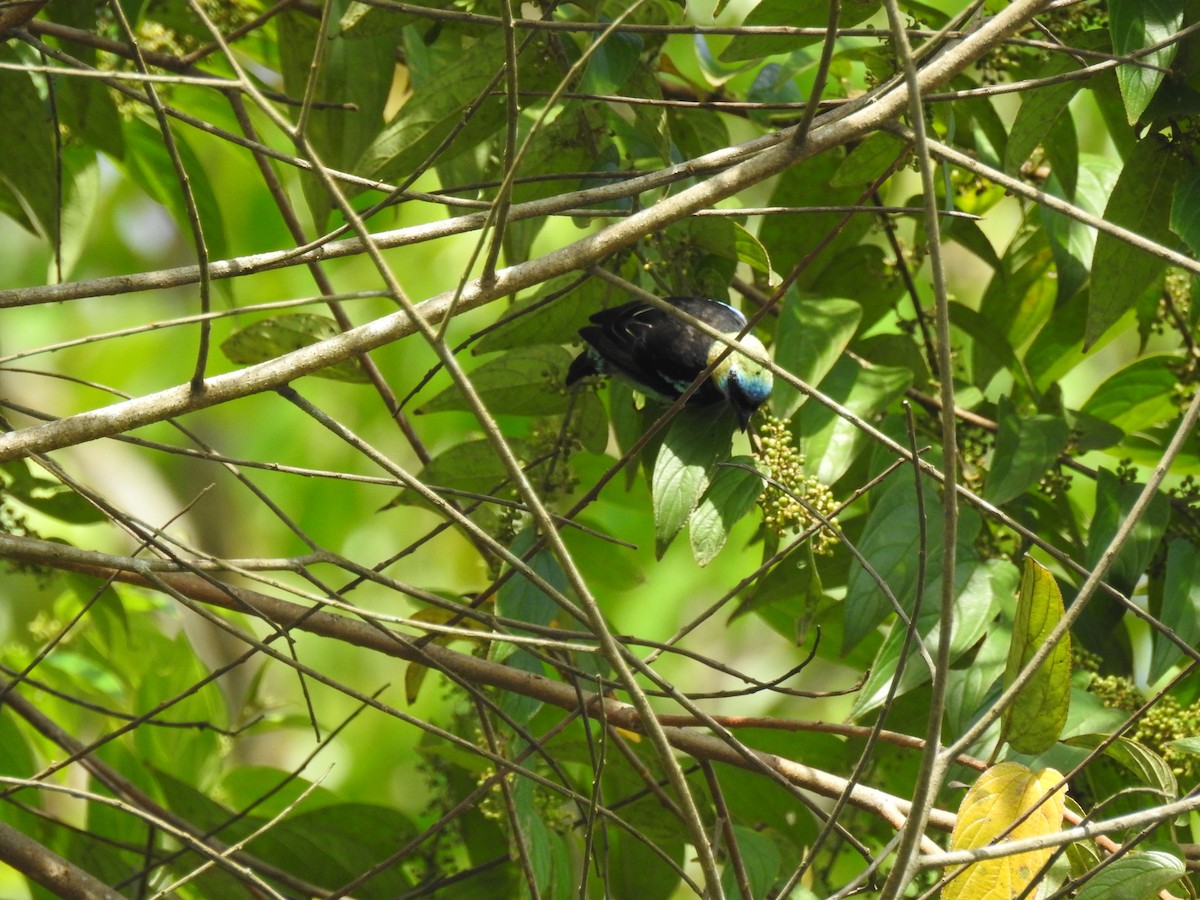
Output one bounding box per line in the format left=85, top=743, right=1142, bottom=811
left=944, top=761, right=1067, bottom=900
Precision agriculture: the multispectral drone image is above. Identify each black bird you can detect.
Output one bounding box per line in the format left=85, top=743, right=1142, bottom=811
left=566, top=296, right=773, bottom=431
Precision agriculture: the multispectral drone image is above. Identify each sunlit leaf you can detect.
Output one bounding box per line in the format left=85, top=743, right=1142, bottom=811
left=1073, top=850, right=1185, bottom=900
left=652, top=406, right=732, bottom=557
left=689, top=457, right=763, bottom=566
left=1065, top=733, right=1177, bottom=798
left=772, top=296, right=861, bottom=420
left=1109, top=0, right=1185, bottom=124
left=796, top=356, right=911, bottom=487
left=1000, top=558, right=1071, bottom=755
left=945, top=762, right=1067, bottom=900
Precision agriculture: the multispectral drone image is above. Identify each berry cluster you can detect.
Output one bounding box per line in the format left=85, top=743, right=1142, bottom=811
left=754, top=417, right=839, bottom=554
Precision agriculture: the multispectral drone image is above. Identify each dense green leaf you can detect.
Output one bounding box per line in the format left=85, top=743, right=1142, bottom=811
left=1004, top=55, right=1084, bottom=181
left=1040, top=154, right=1121, bottom=305
left=1089, top=138, right=1186, bottom=347
left=1, top=461, right=106, bottom=524
left=985, top=395, right=1069, bottom=505
left=1170, top=168, right=1200, bottom=256
left=720, top=826, right=781, bottom=899
left=810, top=244, right=904, bottom=332
left=122, top=115, right=229, bottom=264
left=1086, top=469, right=1170, bottom=594
left=0, top=51, right=55, bottom=239
left=760, top=151, right=875, bottom=289
left=720, top=0, right=879, bottom=60
left=974, top=227, right=1055, bottom=387
left=1065, top=734, right=1177, bottom=798
left=357, top=31, right=561, bottom=187
left=853, top=557, right=1014, bottom=717
left=830, top=133, right=909, bottom=187
left=841, top=475, right=981, bottom=653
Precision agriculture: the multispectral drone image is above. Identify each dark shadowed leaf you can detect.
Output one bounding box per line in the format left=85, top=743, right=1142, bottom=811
left=1089, top=138, right=1185, bottom=347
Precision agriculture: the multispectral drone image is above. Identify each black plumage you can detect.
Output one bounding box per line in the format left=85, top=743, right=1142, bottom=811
left=567, top=296, right=773, bottom=431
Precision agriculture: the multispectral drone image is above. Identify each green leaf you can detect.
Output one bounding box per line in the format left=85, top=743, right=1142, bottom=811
left=652, top=406, right=732, bottom=558
left=1064, top=734, right=1177, bottom=798
left=574, top=388, right=610, bottom=455
left=951, top=301, right=1025, bottom=392
left=0, top=50, right=55, bottom=239
left=684, top=216, right=774, bottom=282
left=1170, top=168, right=1200, bottom=255
left=811, top=244, right=904, bottom=332
left=1004, top=55, right=1084, bottom=178
left=720, top=826, right=781, bottom=900
left=974, top=228, right=1055, bottom=387
left=1073, top=850, right=1185, bottom=900
left=476, top=275, right=606, bottom=354
left=1, top=461, right=106, bottom=524
left=689, top=457, right=763, bottom=566
left=772, top=296, right=862, bottom=420
left=388, top=438, right=525, bottom=529
left=720, top=0, right=879, bottom=60
left=853, top=557, right=1014, bottom=718
left=1110, top=0, right=1185, bottom=124
left=1040, top=153, right=1121, bottom=305
left=1088, top=138, right=1185, bottom=347
left=280, top=3, right=396, bottom=224
left=1080, top=354, right=1183, bottom=438
left=221, top=314, right=370, bottom=382
left=760, top=152, right=874, bottom=290
left=581, top=29, right=644, bottom=94
left=1151, top=540, right=1200, bottom=680
left=356, top=31, right=560, bottom=187
left=1086, top=468, right=1170, bottom=593
left=497, top=528, right=569, bottom=631
left=830, top=132, right=909, bottom=187
left=943, top=217, right=1002, bottom=270
left=419, top=346, right=573, bottom=415
left=58, top=68, right=125, bottom=160
left=841, top=476, right=981, bottom=653
left=1000, top=558, right=1072, bottom=755
left=984, top=395, right=1069, bottom=505
left=796, top=356, right=911, bottom=486
left=122, top=113, right=229, bottom=263
left=504, top=104, right=608, bottom=262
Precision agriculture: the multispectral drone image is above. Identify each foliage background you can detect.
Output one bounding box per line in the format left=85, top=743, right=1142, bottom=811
left=1, top=0, right=1199, bottom=897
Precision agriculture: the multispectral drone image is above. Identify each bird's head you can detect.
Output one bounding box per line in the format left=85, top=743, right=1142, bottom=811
left=708, top=335, right=773, bottom=431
